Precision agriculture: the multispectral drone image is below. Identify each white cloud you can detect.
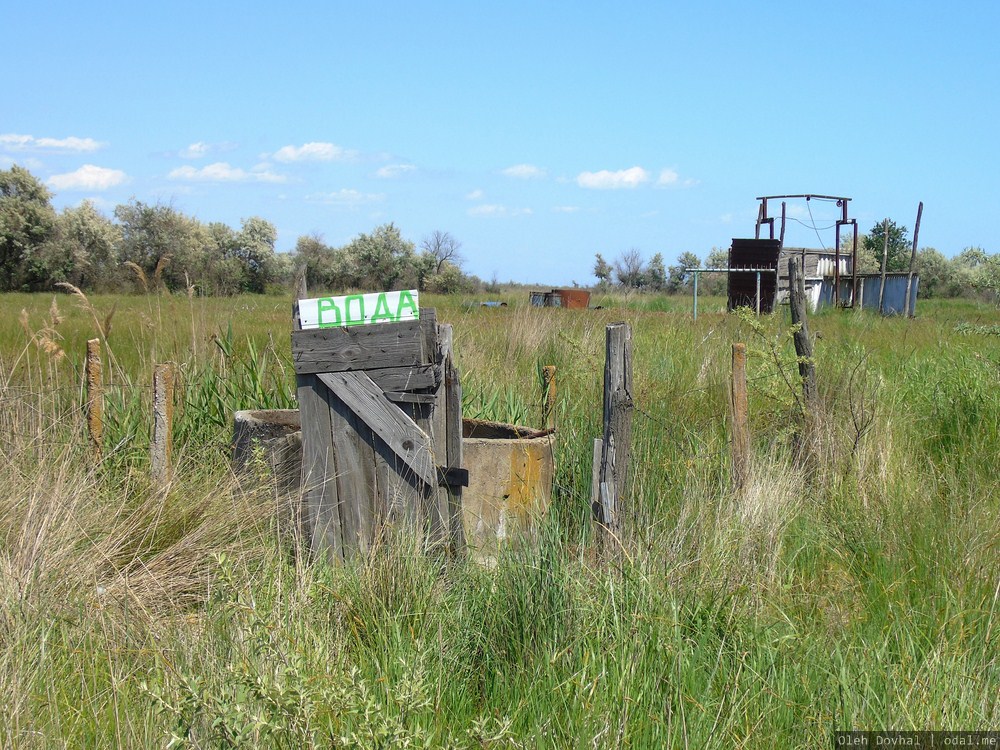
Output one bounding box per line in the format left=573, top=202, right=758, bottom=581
left=0, top=135, right=32, bottom=150
left=467, top=204, right=532, bottom=218
left=271, top=142, right=358, bottom=163
left=576, top=166, right=650, bottom=190
left=307, top=189, right=385, bottom=207
left=656, top=168, right=679, bottom=186
left=47, top=164, right=127, bottom=191
left=168, top=162, right=285, bottom=183
left=465, top=189, right=484, bottom=200
left=375, top=163, right=416, bottom=178
left=552, top=205, right=581, bottom=213
left=1, top=133, right=105, bottom=153
left=180, top=141, right=211, bottom=159
left=3, top=134, right=99, bottom=152
left=501, top=163, right=546, bottom=179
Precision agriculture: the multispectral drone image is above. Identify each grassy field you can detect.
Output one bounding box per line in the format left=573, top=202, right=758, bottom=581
left=1, top=288, right=998, bottom=748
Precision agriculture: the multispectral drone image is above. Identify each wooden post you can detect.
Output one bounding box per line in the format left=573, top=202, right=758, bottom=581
left=904, top=202, right=923, bottom=318
left=85, top=338, right=103, bottom=457
left=788, top=258, right=817, bottom=407
left=439, top=323, right=466, bottom=557
left=151, top=363, right=174, bottom=486
left=878, top=218, right=890, bottom=315
left=541, top=365, right=557, bottom=431
left=779, top=201, right=787, bottom=249
left=730, top=343, right=750, bottom=490
left=595, top=323, right=633, bottom=536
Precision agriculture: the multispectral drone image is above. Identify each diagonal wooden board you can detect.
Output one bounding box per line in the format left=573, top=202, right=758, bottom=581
left=317, top=370, right=436, bottom=488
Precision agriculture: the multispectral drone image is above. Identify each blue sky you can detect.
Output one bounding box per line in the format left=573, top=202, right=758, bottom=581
left=4, top=1, right=999, bottom=284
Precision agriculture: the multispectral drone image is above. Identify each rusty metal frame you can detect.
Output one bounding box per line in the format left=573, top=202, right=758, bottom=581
left=755, top=194, right=857, bottom=307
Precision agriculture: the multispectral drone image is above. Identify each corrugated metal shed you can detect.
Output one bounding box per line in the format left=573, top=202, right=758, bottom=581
left=553, top=289, right=591, bottom=309
left=529, top=289, right=591, bottom=309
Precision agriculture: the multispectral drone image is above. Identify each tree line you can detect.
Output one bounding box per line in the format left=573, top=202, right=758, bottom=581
left=594, top=220, right=1000, bottom=302
left=0, top=165, right=480, bottom=296
left=5, top=163, right=997, bottom=301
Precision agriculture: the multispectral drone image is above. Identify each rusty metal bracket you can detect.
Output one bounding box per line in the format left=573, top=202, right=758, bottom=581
left=437, top=466, right=469, bottom=487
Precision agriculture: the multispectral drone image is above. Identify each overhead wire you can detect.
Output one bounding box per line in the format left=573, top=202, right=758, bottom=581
left=806, top=200, right=828, bottom=251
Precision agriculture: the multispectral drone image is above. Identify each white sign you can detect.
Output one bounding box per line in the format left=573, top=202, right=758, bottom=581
left=298, top=290, right=420, bottom=329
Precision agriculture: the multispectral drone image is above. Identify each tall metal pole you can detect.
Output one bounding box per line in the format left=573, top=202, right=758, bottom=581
left=852, top=221, right=859, bottom=308
left=692, top=271, right=698, bottom=320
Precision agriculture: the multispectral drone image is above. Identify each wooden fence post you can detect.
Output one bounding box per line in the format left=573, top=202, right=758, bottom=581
left=730, top=343, right=750, bottom=490
left=594, top=323, right=633, bottom=537
left=151, top=363, right=174, bottom=486
left=541, top=365, right=557, bottom=431
left=85, top=338, right=103, bottom=457
left=904, top=201, right=923, bottom=318
left=789, top=258, right=817, bottom=407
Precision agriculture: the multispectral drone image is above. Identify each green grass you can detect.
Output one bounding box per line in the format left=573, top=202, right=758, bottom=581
left=1, top=289, right=999, bottom=747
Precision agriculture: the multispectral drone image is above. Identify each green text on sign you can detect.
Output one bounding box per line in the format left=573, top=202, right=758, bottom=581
left=298, top=290, right=420, bottom=329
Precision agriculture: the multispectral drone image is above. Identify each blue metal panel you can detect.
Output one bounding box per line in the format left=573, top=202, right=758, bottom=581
left=817, top=275, right=919, bottom=315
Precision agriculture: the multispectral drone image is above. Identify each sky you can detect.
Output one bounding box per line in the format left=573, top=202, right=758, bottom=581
left=4, top=1, right=999, bottom=284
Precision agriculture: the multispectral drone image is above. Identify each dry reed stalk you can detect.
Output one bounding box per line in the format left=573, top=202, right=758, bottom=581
left=124, top=261, right=149, bottom=293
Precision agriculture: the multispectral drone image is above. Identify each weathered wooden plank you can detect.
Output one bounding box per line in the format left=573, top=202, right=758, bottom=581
left=419, top=309, right=437, bottom=365
left=291, top=321, right=424, bottom=375
left=384, top=391, right=437, bottom=404
left=329, top=390, right=376, bottom=556
left=367, top=365, right=437, bottom=393
left=429, top=320, right=449, bottom=544
left=418, top=307, right=444, bottom=544
left=298, top=374, right=343, bottom=561
left=392, top=394, right=441, bottom=545
left=317, top=371, right=436, bottom=487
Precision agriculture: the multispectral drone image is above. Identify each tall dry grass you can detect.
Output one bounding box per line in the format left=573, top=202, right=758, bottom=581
left=0, top=290, right=998, bottom=746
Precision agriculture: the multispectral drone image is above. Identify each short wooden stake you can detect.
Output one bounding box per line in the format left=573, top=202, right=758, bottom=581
left=151, top=363, right=175, bottom=486
left=541, top=365, right=557, bottom=430
left=730, top=343, right=750, bottom=490
left=85, top=338, right=103, bottom=456
left=789, top=257, right=817, bottom=407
